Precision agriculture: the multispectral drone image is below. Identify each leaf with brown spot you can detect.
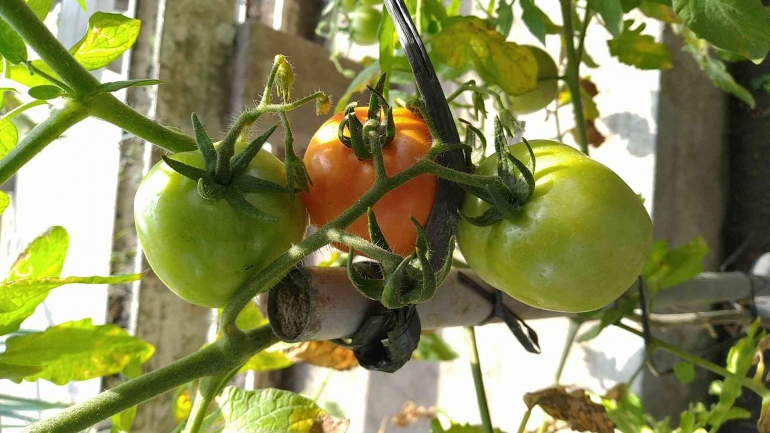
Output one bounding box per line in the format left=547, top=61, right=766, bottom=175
left=524, top=386, right=615, bottom=433
left=285, top=341, right=359, bottom=370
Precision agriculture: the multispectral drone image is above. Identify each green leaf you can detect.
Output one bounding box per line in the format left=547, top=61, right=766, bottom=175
left=639, top=1, right=681, bottom=23
left=28, top=85, right=63, bottom=100
left=219, top=387, right=349, bottom=433
left=70, top=12, right=141, bottom=71
left=602, top=387, right=646, bottom=433
left=520, top=0, right=547, bottom=45
left=0, top=274, right=141, bottom=335
left=0, top=118, right=18, bottom=159
left=378, top=13, right=395, bottom=78
left=0, top=318, right=154, bottom=385
left=641, top=237, right=709, bottom=293
left=751, top=73, right=770, bottom=94
left=7, top=226, right=68, bottom=282
left=8, top=60, right=59, bottom=88
left=334, top=60, right=380, bottom=114
left=673, top=362, right=696, bottom=384
left=495, top=1, right=514, bottom=38
left=0, top=191, right=9, bottom=216
left=588, top=0, right=624, bottom=37
left=412, top=332, right=458, bottom=361
left=26, top=0, right=54, bottom=20
left=99, top=78, right=163, bottom=93
left=608, top=21, right=673, bottom=70
left=577, top=296, right=637, bottom=342
left=0, top=20, right=27, bottom=64
left=430, top=17, right=537, bottom=96
left=620, top=0, right=642, bottom=12
left=673, top=0, right=770, bottom=61
left=0, top=362, right=45, bottom=380
left=233, top=301, right=267, bottom=330
left=76, top=0, right=86, bottom=10
left=239, top=351, right=293, bottom=373
left=110, top=404, right=137, bottom=433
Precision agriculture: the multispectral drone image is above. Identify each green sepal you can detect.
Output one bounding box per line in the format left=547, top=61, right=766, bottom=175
left=457, top=182, right=496, bottom=205
left=521, top=136, right=536, bottom=175
left=411, top=246, right=435, bottom=304
left=410, top=216, right=430, bottom=255
left=472, top=90, right=487, bottom=121
left=224, top=191, right=278, bottom=221
left=433, top=236, right=455, bottom=286
left=367, top=73, right=387, bottom=122
left=214, top=131, right=238, bottom=185
left=230, top=124, right=279, bottom=178
left=161, top=156, right=208, bottom=182
left=346, top=108, right=371, bottom=159
left=405, top=98, right=441, bottom=143
left=458, top=206, right=504, bottom=227
left=367, top=208, right=392, bottom=253
left=337, top=103, right=358, bottom=148
left=381, top=258, right=411, bottom=309
left=494, top=118, right=520, bottom=191
left=232, top=175, right=291, bottom=194
left=505, top=153, right=535, bottom=199
left=459, top=118, right=487, bottom=167
left=191, top=113, right=217, bottom=173
left=486, top=184, right=522, bottom=220
left=365, top=84, right=395, bottom=146
left=346, top=251, right=386, bottom=301
left=280, top=112, right=312, bottom=200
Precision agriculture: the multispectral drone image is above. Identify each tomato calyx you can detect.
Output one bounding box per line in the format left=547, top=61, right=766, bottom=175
left=457, top=117, right=537, bottom=227
left=160, top=113, right=291, bottom=221
left=337, top=74, right=396, bottom=160
left=346, top=209, right=454, bottom=309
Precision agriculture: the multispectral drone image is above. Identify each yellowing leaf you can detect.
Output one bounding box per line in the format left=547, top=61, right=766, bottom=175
left=639, top=1, right=681, bottom=24
left=7, top=60, right=60, bottom=88
left=220, top=387, right=349, bottom=433
left=239, top=350, right=293, bottom=373
left=70, top=12, right=141, bottom=71
left=0, top=318, right=154, bottom=385
left=0, top=119, right=18, bottom=159
left=608, top=21, right=672, bottom=70
left=7, top=226, right=68, bottom=282
left=430, top=17, right=537, bottom=96
left=642, top=237, right=709, bottom=293
left=284, top=341, right=358, bottom=370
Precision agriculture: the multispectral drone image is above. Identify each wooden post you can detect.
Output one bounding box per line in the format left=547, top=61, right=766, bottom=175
left=120, top=0, right=237, bottom=431
left=643, top=25, right=728, bottom=421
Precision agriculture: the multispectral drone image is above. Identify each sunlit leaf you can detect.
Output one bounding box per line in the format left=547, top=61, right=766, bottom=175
left=0, top=274, right=141, bottom=335
left=26, top=0, right=54, bottom=20
left=70, top=12, right=141, bottom=71
left=7, top=60, right=59, bottom=88
left=0, top=362, right=45, bottom=380
left=0, top=21, right=27, bottom=64
left=28, top=85, right=64, bottom=100
left=0, top=318, right=154, bottom=385
left=602, top=385, right=645, bottom=433
left=673, top=0, right=770, bottom=61
left=0, top=191, right=9, bottom=216
left=430, top=16, right=537, bottom=96
left=7, top=226, right=68, bottom=282
left=673, top=362, right=696, bottom=384
left=608, top=21, right=672, bottom=70
left=0, top=119, right=18, bottom=159
left=219, top=387, right=349, bottom=433
left=412, top=332, right=458, bottom=361
left=641, top=237, right=709, bottom=293
left=239, top=351, right=293, bottom=373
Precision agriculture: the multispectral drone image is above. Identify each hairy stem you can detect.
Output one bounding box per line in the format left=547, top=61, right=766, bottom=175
left=0, top=101, right=89, bottom=185
left=24, top=325, right=278, bottom=433
left=559, top=0, right=589, bottom=155
left=465, top=327, right=493, bottom=433
left=88, top=94, right=197, bottom=153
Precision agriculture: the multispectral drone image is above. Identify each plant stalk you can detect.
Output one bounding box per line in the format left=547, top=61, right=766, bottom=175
left=558, top=0, right=589, bottom=155
left=465, top=326, right=493, bottom=433
left=24, top=325, right=278, bottom=433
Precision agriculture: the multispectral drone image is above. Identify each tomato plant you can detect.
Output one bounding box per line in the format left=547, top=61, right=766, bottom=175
left=135, top=141, right=307, bottom=308
left=458, top=140, right=652, bottom=313
left=304, top=106, right=437, bottom=256
left=1, top=0, right=770, bottom=432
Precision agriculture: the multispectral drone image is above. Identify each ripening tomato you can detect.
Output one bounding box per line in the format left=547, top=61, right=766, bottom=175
left=303, top=107, right=437, bottom=256
left=509, top=46, right=559, bottom=116
left=457, top=140, right=652, bottom=312
left=135, top=142, right=307, bottom=308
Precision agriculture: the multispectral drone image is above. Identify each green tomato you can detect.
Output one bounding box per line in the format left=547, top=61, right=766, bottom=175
left=341, top=0, right=357, bottom=12
left=457, top=141, right=652, bottom=313
left=509, top=46, right=559, bottom=116
left=350, top=6, right=382, bottom=46
left=134, top=144, right=307, bottom=308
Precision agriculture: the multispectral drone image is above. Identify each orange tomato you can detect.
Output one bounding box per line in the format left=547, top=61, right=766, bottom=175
left=303, top=107, right=437, bottom=256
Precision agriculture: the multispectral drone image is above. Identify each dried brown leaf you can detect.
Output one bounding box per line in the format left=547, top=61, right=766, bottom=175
left=524, top=386, right=614, bottom=433
left=390, top=401, right=437, bottom=428
left=285, top=341, right=359, bottom=370
left=311, top=413, right=350, bottom=433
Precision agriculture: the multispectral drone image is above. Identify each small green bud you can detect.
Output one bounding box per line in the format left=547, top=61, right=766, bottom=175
left=274, top=55, right=294, bottom=103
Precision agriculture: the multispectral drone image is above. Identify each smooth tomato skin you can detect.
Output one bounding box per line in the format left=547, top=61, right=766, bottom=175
left=509, top=46, right=559, bottom=116
left=457, top=141, right=652, bottom=312
left=135, top=145, right=307, bottom=308
left=349, top=6, right=382, bottom=46
left=303, top=107, right=437, bottom=256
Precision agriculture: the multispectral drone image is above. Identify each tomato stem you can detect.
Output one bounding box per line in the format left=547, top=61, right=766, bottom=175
left=558, top=0, right=589, bottom=155
left=465, top=326, right=494, bottom=433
